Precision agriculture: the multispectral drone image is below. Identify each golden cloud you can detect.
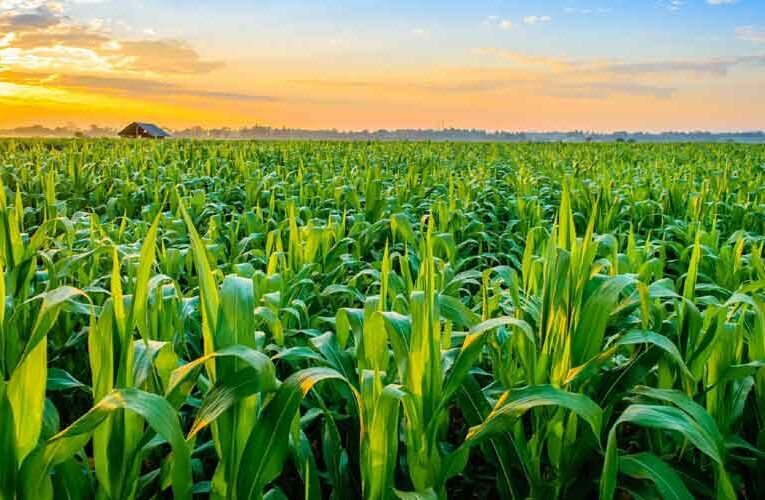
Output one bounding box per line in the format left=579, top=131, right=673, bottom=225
left=0, top=1, right=224, bottom=76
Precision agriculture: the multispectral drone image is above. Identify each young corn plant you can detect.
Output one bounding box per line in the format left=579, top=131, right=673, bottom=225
left=1, top=139, right=764, bottom=499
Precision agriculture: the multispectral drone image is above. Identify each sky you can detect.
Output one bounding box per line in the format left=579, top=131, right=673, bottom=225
left=0, top=0, right=763, bottom=132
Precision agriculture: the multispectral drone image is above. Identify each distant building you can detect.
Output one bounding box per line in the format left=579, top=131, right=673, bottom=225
left=118, top=122, right=170, bottom=139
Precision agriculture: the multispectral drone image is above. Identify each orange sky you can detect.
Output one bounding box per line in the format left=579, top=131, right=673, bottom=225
left=1, top=1, right=764, bottom=132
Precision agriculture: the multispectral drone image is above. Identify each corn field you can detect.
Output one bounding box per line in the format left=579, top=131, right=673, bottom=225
left=0, top=139, right=764, bottom=499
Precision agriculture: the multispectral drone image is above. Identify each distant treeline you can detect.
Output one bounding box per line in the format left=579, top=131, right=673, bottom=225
left=2, top=124, right=764, bottom=143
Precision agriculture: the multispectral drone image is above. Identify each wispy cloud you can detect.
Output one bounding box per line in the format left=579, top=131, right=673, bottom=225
left=0, top=70, right=278, bottom=101
left=119, top=40, right=224, bottom=74
left=707, top=0, right=737, bottom=5
left=469, top=46, right=765, bottom=105
left=523, top=15, right=551, bottom=25
left=478, top=46, right=765, bottom=78
left=483, top=15, right=513, bottom=30
left=660, top=0, right=685, bottom=11
left=552, top=81, right=676, bottom=99
left=564, top=7, right=611, bottom=15
left=475, top=48, right=575, bottom=71
left=736, top=26, right=765, bottom=43
left=605, top=59, right=732, bottom=76
left=418, top=78, right=674, bottom=99
left=0, top=32, right=15, bottom=47
left=284, top=74, right=674, bottom=100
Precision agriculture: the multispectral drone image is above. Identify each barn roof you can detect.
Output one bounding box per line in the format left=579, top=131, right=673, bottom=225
left=118, top=122, right=170, bottom=138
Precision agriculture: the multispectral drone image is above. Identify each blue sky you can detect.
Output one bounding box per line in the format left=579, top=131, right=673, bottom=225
left=68, top=0, right=763, bottom=58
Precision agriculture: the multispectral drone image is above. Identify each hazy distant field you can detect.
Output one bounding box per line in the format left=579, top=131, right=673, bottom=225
left=1, top=139, right=764, bottom=499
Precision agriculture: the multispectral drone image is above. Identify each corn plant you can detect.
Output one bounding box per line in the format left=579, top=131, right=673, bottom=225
left=0, top=139, right=763, bottom=499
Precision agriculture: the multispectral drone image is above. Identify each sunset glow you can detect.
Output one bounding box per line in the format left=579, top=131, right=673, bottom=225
left=1, top=0, right=763, bottom=131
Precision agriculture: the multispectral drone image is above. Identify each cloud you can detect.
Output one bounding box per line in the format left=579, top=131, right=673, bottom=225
left=284, top=74, right=673, bottom=101
left=3, top=5, right=61, bottom=29
left=118, top=40, right=224, bottom=74
left=736, top=26, right=765, bottom=43
left=523, top=15, right=551, bottom=25
left=475, top=48, right=576, bottom=71
left=0, top=0, right=102, bottom=12
left=60, top=74, right=276, bottom=101
left=7, top=29, right=110, bottom=52
left=483, top=16, right=513, bottom=30
left=285, top=77, right=525, bottom=94
left=0, top=44, right=125, bottom=72
left=415, top=79, right=523, bottom=93
left=0, top=1, right=62, bottom=12
left=707, top=0, right=737, bottom=4
left=564, top=8, right=611, bottom=15
left=605, top=60, right=730, bottom=76
left=0, top=0, right=225, bottom=75
left=469, top=47, right=765, bottom=103
left=661, top=0, right=685, bottom=11
left=478, top=47, right=765, bottom=78
left=606, top=55, right=765, bottom=76
left=0, top=1, right=66, bottom=32
left=552, top=82, right=676, bottom=99
left=0, top=32, right=15, bottom=47
left=0, top=70, right=278, bottom=101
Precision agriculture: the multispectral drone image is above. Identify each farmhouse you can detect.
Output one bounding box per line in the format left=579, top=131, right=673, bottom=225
left=118, top=122, right=170, bottom=139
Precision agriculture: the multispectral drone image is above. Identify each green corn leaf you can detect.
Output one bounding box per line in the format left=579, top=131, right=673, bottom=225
left=618, top=453, right=693, bottom=500
left=600, top=398, right=732, bottom=500
left=631, top=386, right=725, bottom=448
left=218, top=274, right=257, bottom=353
left=187, top=365, right=278, bottom=439
left=111, top=247, right=127, bottom=349
left=392, top=488, right=438, bottom=500
left=706, top=360, right=765, bottom=390
left=46, top=368, right=88, bottom=392
left=129, top=211, right=162, bottom=339
left=19, top=286, right=88, bottom=368
left=363, top=384, right=407, bottom=500
left=465, top=384, right=602, bottom=445
left=457, top=375, right=529, bottom=498
left=18, top=388, right=192, bottom=500
left=616, top=405, right=721, bottom=463
left=254, top=306, right=285, bottom=346
left=291, top=429, right=322, bottom=500
left=8, top=339, right=47, bottom=465
left=0, top=380, right=18, bottom=498
left=436, top=294, right=480, bottom=329
left=178, top=195, right=220, bottom=379
left=132, top=340, right=172, bottom=388
left=236, top=367, right=357, bottom=500
left=437, top=316, right=534, bottom=421
left=165, top=345, right=277, bottom=409
left=573, top=274, right=636, bottom=365
left=616, top=330, right=694, bottom=381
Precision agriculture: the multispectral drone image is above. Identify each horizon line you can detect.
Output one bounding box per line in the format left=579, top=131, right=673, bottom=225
left=3, top=123, right=765, bottom=136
